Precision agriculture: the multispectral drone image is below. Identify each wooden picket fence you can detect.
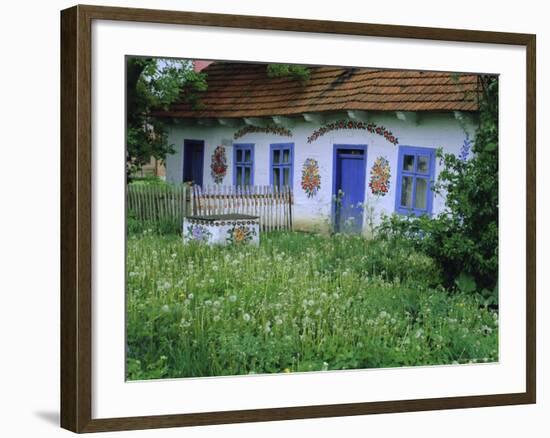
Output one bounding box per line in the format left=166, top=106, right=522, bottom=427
left=127, top=183, right=192, bottom=224
left=193, top=185, right=293, bottom=232
left=127, top=184, right=293, bottom=231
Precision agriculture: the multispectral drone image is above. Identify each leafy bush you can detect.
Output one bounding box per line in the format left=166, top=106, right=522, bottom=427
left=378, top=76, right=498, bottom=297
left=128, top=176, right=168, bottom=185
left=266, top=64, right=310, bottom=83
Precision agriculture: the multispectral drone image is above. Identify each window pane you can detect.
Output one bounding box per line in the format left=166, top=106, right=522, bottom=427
left=282, top=149, right=290, bottom=163
left=236, top=150, right=242, bottom=163
left=272, top=168, right=280, bottom=187
left=273, top=150, right=280, bottom=164
left=417, top=155, right=429, bottom=173
left=244, top=150, right=251, bottom=163
left=244, top=166, right=251, bottom=185
left=236, top=167, right=242, bottom=186
left=403, top=154, right=415, bottom=171
left=283, top=167, right=290, bottom=186
left=415, top=178, right=428, bottom=210
left=400, top=176, right=413, bottom=208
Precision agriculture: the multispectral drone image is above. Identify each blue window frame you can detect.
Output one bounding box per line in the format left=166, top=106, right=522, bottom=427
left=233, top=144, right=254, bottom=186
left=395, top=146, right=436, bottom=216
left=270, top=143, right=294, bottom=188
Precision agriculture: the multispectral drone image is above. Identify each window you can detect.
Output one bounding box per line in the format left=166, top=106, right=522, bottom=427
left=270, top=143, right=294, bottom=188
left=233, top=144, right=254, bottom=186
left=395, top=146, right=436, bottom=216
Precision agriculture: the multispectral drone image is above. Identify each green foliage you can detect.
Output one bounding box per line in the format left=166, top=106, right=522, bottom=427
left=129, top=176, right=168, bottom=186
left=126, top=58, right=207, bottom=179
left=126, top=232, right=498, bottom=379
left=378, top=76, right=499, bottom=295
left=127, top=215, right=182, bottom=236
left=267, top=64, right=310, bottom=83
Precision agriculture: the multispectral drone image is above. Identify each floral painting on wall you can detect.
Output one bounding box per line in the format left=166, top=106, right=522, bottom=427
left=301, top=158, right=321, bottom=198
left=369, top=156, right=391, bottom=196
left=210, top=146, right=228, bottom=184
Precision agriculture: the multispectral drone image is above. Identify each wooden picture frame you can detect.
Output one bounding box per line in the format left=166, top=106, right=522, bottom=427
left=60, top=4, right=536, bottom=433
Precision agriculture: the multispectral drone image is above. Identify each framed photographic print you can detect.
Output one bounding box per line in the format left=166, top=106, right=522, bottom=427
left=60, top=4, right=536, bottom=433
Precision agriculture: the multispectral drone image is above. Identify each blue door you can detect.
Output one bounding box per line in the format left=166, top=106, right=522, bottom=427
left=183, top=140, right=204, bottom=186
left=333, top=145, right=367, bottom=233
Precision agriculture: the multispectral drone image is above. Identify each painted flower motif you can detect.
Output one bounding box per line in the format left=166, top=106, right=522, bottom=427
left=369, top=156, right=391, bottom=196
left=233, top=227, right=247, bottom=242
left=185, top=224, right=212, bottom=243
left=210, top=146, right=227, bottom=184
left=301, top=158, right=321, bottom=198
left=192, top=227, right=204, bottom=239
left=306, top=119, right=398, bottom=145
left=233, top=125, right=293, bottom=140
left=226, top=224, right=256, bottom=244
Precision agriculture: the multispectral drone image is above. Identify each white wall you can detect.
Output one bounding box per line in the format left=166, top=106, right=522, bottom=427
left=166, top=112, right=476, bottom=231
left=0, top=1, right=547, bottom=438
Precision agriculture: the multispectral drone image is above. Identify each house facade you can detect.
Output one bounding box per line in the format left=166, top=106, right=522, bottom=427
left=154, top=62, right=480, bottom=234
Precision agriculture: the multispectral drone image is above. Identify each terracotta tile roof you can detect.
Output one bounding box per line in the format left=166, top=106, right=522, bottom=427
left=154, top=62, right=482, bottom=119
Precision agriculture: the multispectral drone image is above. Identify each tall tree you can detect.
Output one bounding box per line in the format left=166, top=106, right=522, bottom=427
left=126, top=58, right=207, bottom=179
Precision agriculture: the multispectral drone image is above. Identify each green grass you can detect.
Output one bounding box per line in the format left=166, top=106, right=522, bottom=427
left=126, top=231, right=498, bottom=380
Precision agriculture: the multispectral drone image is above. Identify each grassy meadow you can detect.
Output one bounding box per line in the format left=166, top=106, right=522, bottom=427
left=126, top=230, right=498, bottom=380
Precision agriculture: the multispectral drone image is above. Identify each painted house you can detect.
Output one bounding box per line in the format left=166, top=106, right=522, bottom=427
left=153, top=62, right=481, bottom=234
